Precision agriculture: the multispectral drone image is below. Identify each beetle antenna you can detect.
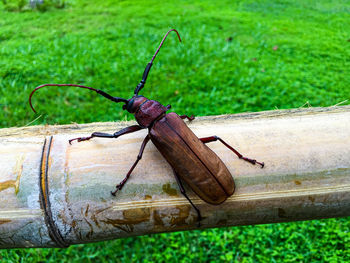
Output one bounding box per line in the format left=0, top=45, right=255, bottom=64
left=29, top=84, right=128, bottom=113
left=134, top=29, right=182, bottom=95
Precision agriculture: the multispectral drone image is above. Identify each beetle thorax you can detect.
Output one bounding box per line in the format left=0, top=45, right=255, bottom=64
left=126, top=96, right=167, bottom=128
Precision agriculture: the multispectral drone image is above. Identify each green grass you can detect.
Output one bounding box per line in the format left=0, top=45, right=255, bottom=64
left=0, top=0, right=349, bottom=261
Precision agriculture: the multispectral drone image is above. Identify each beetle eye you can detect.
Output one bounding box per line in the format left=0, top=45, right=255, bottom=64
left=126, top=99, right=135, bottom=113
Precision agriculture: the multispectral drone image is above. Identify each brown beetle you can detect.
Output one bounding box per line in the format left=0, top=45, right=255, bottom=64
left=29, top=29, right=264, bottom=222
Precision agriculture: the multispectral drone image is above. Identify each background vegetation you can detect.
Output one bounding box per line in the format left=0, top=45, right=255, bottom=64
left=0, top=0, right=349, bottom=262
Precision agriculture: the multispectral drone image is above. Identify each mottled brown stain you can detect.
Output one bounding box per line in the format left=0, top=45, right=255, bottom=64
left=95, top=207, right=110, bottom=215
left=278, top=208, right=287, bottom=218
left=83, top=204, right=105, bottom=232
left=0, top=219, right=11, bottom=225
left=153, top=210, right=165, bottom=227
left=162, top=183, right=178, bottom=196
left=217, top=219, right=227, bottom=225
left=101, top=208, right=151, bottom=233
left=308, top=196, right=315, bottom=203
left=101, top=218, right=134, bottom=233
left=0, top=155, right=24, bottom=194
left=57, top=211, right=78, bottom=238
left=91, top=213, right=100, bottom=228
left=170, top=205, right=191, bottom=226
left=92, top=207, right=111, bottom=228
left=144, top=195, right=152, bottom=200
left=0, top=180, right=16, bottom=192
left=85, top=204, right=90, bottom=217
left=84, top=217, right=94, bottom=238
left=152, top=205, right=193, bottom=228
left=294, top=180, right=302, bottom=185
left=123, top=208, right=151, bottom=223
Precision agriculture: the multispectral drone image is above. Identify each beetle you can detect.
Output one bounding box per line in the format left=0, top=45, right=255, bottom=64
left=29, top=29, right=264, bottom=222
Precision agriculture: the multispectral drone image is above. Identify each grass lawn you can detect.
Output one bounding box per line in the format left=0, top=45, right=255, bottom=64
left=0, top=0, right=349, bottom=262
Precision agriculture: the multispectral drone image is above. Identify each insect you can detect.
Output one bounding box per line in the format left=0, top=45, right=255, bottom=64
left=29, top=29, right=264, bottom=222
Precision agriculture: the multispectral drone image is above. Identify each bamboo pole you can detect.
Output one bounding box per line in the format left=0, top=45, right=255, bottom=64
left=0, top=106, right=349, bottom=248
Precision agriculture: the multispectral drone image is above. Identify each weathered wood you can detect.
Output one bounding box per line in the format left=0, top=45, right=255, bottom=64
left=0, top=106, right=349, bottom=248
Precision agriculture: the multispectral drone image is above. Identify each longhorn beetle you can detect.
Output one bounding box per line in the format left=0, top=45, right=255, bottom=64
left=29, top=29, right=264, bottom=222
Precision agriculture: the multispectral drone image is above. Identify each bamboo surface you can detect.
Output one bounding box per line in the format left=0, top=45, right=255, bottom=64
left=0, top=106, right=349, bottom=248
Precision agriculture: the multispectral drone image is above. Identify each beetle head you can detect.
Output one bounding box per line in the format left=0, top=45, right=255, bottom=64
left=123, top=95, right=148, bottom=113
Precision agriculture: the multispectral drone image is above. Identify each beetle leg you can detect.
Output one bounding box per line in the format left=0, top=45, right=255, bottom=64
left=69, top=125, right=144, bottom=144
left=172, top=169, right=202, bottom=225
left=111, top=135, right=150, bottom=196
left=200, top=136, right=264, bottom=168
left=179, top=115, right=195, bottom=121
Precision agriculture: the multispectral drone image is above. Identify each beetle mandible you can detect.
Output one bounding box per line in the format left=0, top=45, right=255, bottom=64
left=29, top=29, right=264, bottom=222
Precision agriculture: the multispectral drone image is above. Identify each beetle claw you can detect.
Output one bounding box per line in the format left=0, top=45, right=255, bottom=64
left=68, top=136, right=92, bottom=145
left=111, top=184, right=123, bottom=197
left=255, top=161, right=265, bottom=168
left=68, top=138, right=79, bottom=145
left=111, top=187, right=120, bottom=196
